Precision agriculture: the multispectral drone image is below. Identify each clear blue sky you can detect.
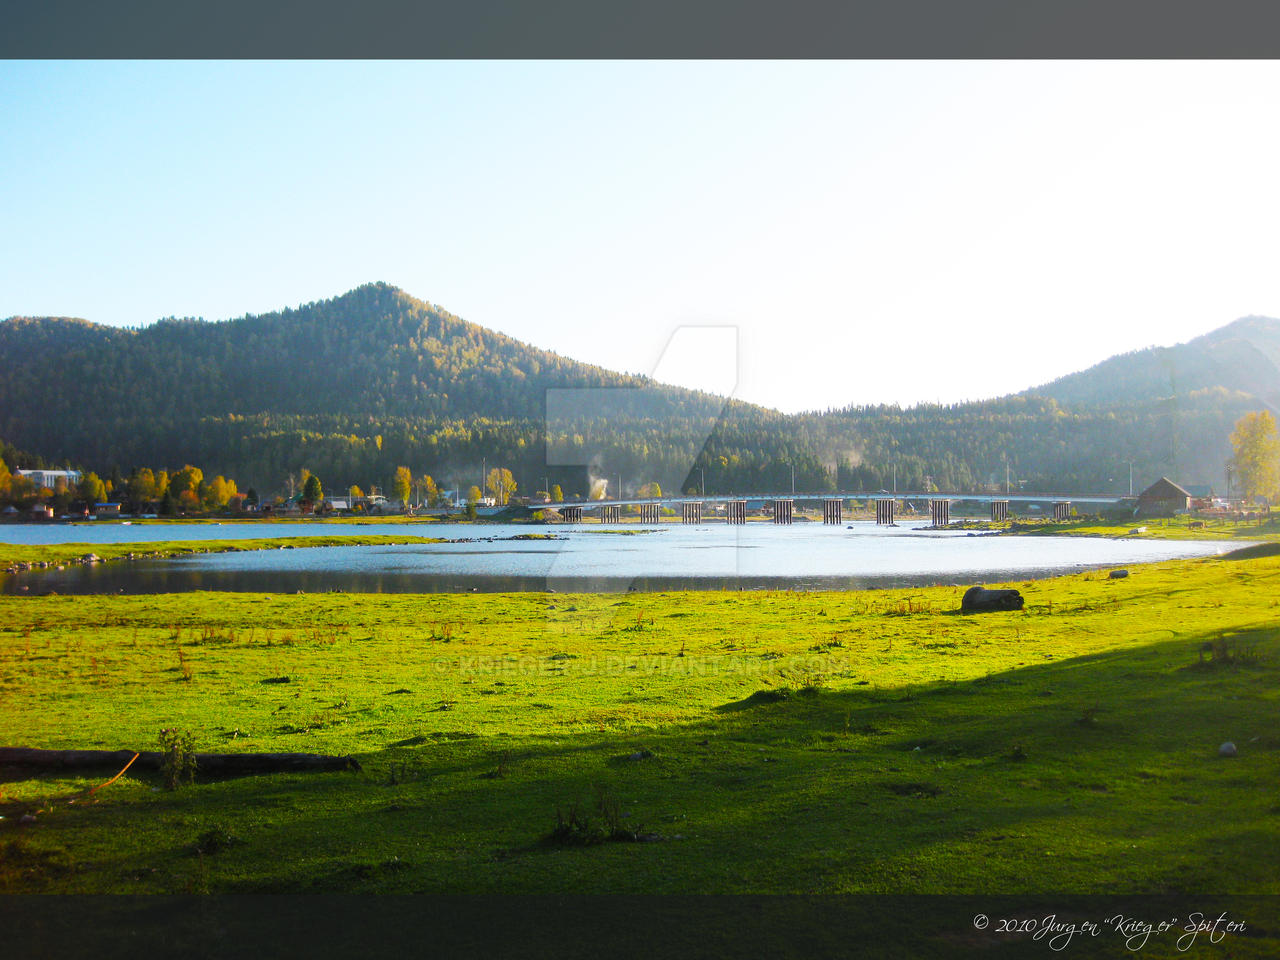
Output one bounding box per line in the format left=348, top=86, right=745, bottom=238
left=5, top=61, right=1280, bottom=412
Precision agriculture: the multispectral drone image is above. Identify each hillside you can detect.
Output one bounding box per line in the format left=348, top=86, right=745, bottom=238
left=1025, top=315, right=1280, bottom=410
left=2, top=286, right=1278, bottom=498
left=0, top=284, right=738, bottom=495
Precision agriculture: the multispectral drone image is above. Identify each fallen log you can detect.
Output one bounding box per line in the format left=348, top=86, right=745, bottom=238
left=0, top=747, right=360, bottom=774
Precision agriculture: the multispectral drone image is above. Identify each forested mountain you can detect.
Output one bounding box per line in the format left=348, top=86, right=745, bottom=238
left=2, top=283, right=1277, bottom=500
left=1026, top=316, right=1280, bottom=411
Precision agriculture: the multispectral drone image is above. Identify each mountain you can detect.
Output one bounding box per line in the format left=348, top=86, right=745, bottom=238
left=1025, top=316, right=1280, bottom=410
left=2, top=284, right=1278, bottom=498
left=0, top=283, right=747, bottom=495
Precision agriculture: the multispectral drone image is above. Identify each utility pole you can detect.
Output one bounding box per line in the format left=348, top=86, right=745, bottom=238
left=892, top=463, right=897, bottom=495
left=1005, top=459, right=1010, bottom=495
left=481, top=457, right=486, bottom=499
left=700, top=467, right=705, bottom=497
left=790, top=462, right=795, bottom=496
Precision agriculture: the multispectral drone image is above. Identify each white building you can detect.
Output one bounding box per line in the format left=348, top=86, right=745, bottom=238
left=17, top=468, right=82, bottom=490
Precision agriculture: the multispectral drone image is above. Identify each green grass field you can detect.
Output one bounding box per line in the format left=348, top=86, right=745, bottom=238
left=2, top=544, right=1279, bottom=903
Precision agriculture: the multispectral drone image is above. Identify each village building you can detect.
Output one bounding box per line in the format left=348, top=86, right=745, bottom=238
left=16, top=468, right=82, bottom=490
left=1183, top=484, right=1216, bottom=512
left=1136, top=477, right=1192, bottom=517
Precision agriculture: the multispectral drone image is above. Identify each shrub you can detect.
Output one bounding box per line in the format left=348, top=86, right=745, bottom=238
left=158, top=728, right=197, bottom=789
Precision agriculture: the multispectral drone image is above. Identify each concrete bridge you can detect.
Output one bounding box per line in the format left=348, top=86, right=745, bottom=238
left=546, top=491, right=1127, bottom=525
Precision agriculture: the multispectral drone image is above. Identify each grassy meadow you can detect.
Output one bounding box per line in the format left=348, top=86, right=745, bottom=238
left=1, top=544, right=1279, bottom=903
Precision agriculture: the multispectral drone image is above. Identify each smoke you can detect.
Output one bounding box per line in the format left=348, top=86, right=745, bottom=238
left=825, top=445, right=863, bottom=474
left=589, top=477, right=609, bottom=500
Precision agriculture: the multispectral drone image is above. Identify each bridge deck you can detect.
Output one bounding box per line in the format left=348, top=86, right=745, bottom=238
left=545, top=492, right=1127, bottom=510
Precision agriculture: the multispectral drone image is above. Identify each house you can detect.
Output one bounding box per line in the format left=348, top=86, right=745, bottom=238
left=1136, top=477, right=1192, bottom=517
left=30, top=504, right=54, bottom=520
left=17, top=468, right=82, bottom=490
left=94, top=502, right=122, bottom=518
left=1184, top=484, right=1216, bottom=512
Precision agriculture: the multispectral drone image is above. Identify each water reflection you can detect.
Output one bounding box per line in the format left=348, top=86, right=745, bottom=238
left=1, top=522, right=1229, bottom=595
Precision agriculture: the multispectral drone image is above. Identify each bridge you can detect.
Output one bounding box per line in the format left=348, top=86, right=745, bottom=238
left=544, top=491, right=1129, bottom=526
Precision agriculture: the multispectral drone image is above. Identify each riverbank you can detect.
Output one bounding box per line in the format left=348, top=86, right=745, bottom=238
left=942, top=512, right=1280, bottom=543
left=2, top=551, right=1278, bottom=901
left=0, top=533, right=567, bottom=572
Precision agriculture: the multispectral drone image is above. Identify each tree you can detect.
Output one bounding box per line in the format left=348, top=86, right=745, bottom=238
left=1229, top=410, right=1280, bottom=501
left=466, top=485, right=483, bottom=504
left=393, top=466, right=412, bottom=504
left=169, top=465, right=203, bottom=499
left=349, top=484, right=365, bottom=500
left=302, top=473, right=323, bottom=503
left=127, top=468, right=158, bottom=507
left=638, top=481, right=662, bottom=499
left=0, top=456, right=10, bottom=498
left=202, top=475, right=236, bottom=510
left=486, top=467, right=516, bottom=505
left=77, top=472, right=106, bottom=505
left=245, top=487, right=260, bottom=508
left=420, top=474, right=439, bottom=506
left=550, top=483, right=563, bottom=502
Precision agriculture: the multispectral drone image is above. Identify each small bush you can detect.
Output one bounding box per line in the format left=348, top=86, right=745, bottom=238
left=548, top=787, right=642, bottom=846
left=176, top=647, right=194, bottom=682
left=1075, top=707, right=1102, bottom=727
left=158, top=728, right=197, bottom=790
left=193, top=825, right=241, bottom=855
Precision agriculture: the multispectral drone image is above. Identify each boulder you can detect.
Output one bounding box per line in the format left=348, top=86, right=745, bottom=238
left=961, top=586, right=1025, bottom=613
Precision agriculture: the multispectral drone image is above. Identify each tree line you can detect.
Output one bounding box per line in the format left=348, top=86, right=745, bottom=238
left=3, top=283, right=1275, bottom=502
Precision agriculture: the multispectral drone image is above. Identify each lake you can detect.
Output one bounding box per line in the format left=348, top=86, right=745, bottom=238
left=0, top=519, right=1231, bottom=594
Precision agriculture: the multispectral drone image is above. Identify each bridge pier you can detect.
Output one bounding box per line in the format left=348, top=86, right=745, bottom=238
left=639, top=503, right=661, bottom=523
left=1053, top=501, right=1072, bottom=521
left=772, top=499, right=793, bottom=525
left=823, top=498, right=842, bottom=524
left=599, top=505, right=620, bottom=523
left=725, top=499, right=746, bottom=524
left=930, top=499, right=951, bottom=527
left=875, top=498, right=896, bottom=525
left=560, top=505, right=583, bottom=523
left=681, top=501, right=703, bottom=525
left=990, top=499, right=1009, bottom=523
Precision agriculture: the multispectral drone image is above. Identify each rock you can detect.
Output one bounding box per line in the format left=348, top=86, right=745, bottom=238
left=19, top=814, right=36, bottom=824
left=1108, top=569, right=1129, bottom=579
left=961, top=586, right=1025, bottom=613
left=1219, top=741, right=1237, bottom=757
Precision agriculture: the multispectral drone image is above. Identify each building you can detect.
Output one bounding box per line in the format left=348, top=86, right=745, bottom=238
left=16, top=468, right=82, bottom=490
left=1184, top=484, right=1216, bottom=512
left=1136, top=477, right=1192, bottom=517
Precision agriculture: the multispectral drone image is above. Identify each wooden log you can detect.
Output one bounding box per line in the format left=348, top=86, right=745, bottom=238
left=0, top=746, right=360, bottom=774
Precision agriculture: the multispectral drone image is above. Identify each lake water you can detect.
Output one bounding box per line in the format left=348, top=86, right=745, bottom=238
left=0, top=520, right=1231, bottom=594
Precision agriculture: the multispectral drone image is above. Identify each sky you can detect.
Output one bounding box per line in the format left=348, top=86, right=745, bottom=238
left=4, top=60, right=1280, bottom=413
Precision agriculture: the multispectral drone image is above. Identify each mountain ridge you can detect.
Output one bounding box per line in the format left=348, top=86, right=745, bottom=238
left=3, top=284, right=1278, bottom=495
